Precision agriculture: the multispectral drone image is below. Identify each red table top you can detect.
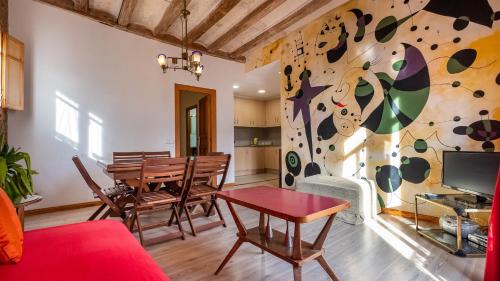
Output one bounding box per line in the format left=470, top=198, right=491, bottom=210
left=217, top=186, right=351, bottom=223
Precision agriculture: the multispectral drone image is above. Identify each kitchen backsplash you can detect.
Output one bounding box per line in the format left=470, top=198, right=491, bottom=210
left=235, top=127, right=281, bottom=146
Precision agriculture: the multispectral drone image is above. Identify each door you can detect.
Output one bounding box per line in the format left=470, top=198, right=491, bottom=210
left=198, top=95, right=211, bottom=156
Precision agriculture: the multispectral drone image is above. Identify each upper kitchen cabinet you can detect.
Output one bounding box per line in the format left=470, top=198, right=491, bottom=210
left=265, top=98, right=281, bottom=127
left=234, top=97, right=280, bottom=128
left=1, top=33, right=25, bottom=111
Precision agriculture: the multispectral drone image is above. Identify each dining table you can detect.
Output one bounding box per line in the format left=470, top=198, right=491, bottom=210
left=215, top=186, right=351, bottom=281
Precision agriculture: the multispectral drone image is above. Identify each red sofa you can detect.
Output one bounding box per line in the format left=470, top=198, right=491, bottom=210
left=0, top=220, right=170, bottom=281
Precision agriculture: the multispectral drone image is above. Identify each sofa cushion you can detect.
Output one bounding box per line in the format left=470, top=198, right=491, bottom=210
left=0, top=220, right=170, bottom=281
left=0, top=188, right=23, bottom=264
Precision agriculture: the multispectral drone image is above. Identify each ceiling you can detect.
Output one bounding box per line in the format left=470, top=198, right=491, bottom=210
left=36, top=0, right=349, bottom=62
left=233, top=60, right=280, bottom=100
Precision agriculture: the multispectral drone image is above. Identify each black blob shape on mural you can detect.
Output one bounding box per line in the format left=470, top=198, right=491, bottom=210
left=317, top=103, right=326, bottom=111
left=453, top=16, right=470, bottom=30
left=400, top=157, right=431, bottom=184
left=317, top=114, right=338, bottom=140
left=374, top=13, right=416, bottom=43
left=376, top=165, right=402, bottom=193
left=361, top=43, right=430, bottom=134
left=496, top=73, right=500, bottom=85
left=285, top=151, right=302, bottom=176
left=354, top=78, right=374, bottom=113
left=473, top=90, right=485, bottom=98
left=453, top=112, right=500, bottom=152
left=447, top=49, right=477, bottom=74
left=304, top=162, right=321, bottom=177
left=422, top=0, right=495, bottom=28
left=326, top=23, right=348, bottom=63
left=285, top=173, right=295, bottom=186
left=349, top=9, right=373, bottom=42
left=284, top=65, right=293, bottom=91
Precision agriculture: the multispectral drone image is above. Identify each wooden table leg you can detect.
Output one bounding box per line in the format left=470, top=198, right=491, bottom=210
left=316, top=256, right=340, bottom=281
left=292, top=222, right=302, bottom=260
left=293, top=265, right=302, bottom=281
left=259, top=212, right=265, bottom=254
left=312, top=214, right=339, bottom=281
left=214, top=201, right=247, bottom=275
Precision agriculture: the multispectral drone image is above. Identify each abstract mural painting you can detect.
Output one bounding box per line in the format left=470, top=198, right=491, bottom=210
left=249, top=0, right=500, bottom=213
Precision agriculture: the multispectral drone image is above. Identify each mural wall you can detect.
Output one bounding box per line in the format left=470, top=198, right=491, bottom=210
left=246, top=0, right=500, bottom=214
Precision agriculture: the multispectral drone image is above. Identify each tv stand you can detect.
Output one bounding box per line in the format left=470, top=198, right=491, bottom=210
left=415, top=194, right=492, bottom=257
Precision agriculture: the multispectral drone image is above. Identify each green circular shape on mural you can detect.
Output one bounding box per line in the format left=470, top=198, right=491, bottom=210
left=392, top=60, right=407, bottom=71
left=287, top=153, right=299, bottom=168
left=329, top=144, right=336, bottom=151
left=414, top=139, right=428, bottom=153
left=466, top=126, right=474, bottom=135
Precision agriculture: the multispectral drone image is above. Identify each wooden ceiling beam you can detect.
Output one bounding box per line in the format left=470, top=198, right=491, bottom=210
left=231, top=0, right=332, bottom=57
left=208, top=0, right=285, bottom=51
left=117, top=0, right=138, bottom=27
left=35, top=0, right=244, bottom=63
left=73, top=0, right=88, bottom=12
left=153, top=0, right=191, bottom=36
left=187, top=0, right=241, bottom=43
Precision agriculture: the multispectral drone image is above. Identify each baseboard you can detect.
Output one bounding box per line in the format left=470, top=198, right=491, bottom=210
left=381, top=208, right=439, bottom=223
left=25, top=201, right=102, bottom=216
left=26, top=182, right=237, bottom=216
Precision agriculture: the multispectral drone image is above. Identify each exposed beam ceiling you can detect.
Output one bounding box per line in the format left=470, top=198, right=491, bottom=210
left=35, top=0, right=347, bottom=63
left=187, top=0, right=241, bottom=43
left=154, top=0, right=192, bottom=36
left=208, top=0, right=286, bottom=51
left=231, top=0, right=334, bottom=57
left=73, top=0, right=88, bottom=12
left=117, top=0, right=138, bottom=27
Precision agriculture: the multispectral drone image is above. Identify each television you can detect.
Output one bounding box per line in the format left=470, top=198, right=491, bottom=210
left=442, top=151, right=500, bottom=200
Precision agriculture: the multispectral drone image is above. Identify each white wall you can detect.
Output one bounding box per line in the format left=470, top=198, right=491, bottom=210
left=8, top=0, right=243, bottom=209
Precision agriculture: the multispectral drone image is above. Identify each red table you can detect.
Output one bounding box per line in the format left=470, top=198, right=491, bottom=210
left=215, top=186, right=351, bottom=281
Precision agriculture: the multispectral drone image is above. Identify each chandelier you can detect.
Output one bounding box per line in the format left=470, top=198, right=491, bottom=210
left=157, top=0, right=203, bottom=81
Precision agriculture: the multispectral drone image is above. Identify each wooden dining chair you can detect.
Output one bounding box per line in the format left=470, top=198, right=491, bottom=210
left=175, top=154, right=231, bottom=236
left=72, top=156, right=133, bottom=221
left=132, top=157, right=190, bottom=246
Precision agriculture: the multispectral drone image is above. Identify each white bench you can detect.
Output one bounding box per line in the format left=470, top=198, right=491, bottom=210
left=295, top=175, right=380, bottom=225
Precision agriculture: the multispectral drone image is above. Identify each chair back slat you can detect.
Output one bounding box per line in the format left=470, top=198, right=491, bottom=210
left=72, top=156, right=121, bottom=214
left=113, top=152, right=144, bottom=164
left=143, top=151, right=171, bottom=159
left=137, top=157, right=190, bottom=200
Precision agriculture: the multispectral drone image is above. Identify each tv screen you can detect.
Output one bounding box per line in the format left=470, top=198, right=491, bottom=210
left=442, top=151, right=500, bottom=198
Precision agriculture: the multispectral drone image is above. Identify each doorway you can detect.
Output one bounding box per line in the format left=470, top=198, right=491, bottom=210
left=175, top=84, right=216, bottom=157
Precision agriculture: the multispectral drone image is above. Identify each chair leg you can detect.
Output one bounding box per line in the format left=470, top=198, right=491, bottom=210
left=128, top=212, right=137, bottom=232
left=184, top=205, right=196, bottom=236
left=88, top=204, right=107, bottom=221
left=168, top=206, right=179, bottom=226
left=213, top=199, right=226, bottom=227
left=206, top=201, right=215, bottom=217
left=99, top=208, right=112, bottom=220
left=172, top=206, right=185, bottom=240
left=135, top=211, right=145, bottom=246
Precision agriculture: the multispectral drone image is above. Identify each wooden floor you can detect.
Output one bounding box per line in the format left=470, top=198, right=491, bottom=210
left=25, top=180, right=485, bottom=281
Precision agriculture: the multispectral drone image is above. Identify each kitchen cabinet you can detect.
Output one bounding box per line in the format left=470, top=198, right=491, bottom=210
left=265, top=147, right=280, bottom=170
left=1, top=33, right=24, bottom=110
left=234, top=97, right=280, bottom=127
left=235, top=146, right=280, bottom=176
left=234, top=147, right=266, bottom=176
left=265, top=98, right=281, bottom=127
left=234, top=98, right=266, bottom=127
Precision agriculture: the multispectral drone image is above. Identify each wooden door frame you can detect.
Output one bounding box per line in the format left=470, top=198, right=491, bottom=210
left=175, top=83, right=216, bottom=157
